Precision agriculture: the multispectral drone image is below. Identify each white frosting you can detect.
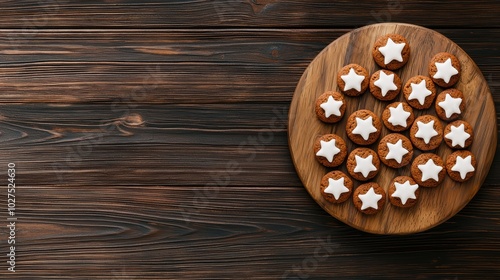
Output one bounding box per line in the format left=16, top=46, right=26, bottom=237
left=451, top=155, right=475, bottom=179
left=324, top=177, right=350, bottom=200
left=341, top=68, right=365, bottom=92
left=358, top=187, right=382, bottom=210
left=433, top=58, right=459, bottom=83
left=316, top=139, right=341, bottom=163
left=378, top=38, right=406, bottom=64
left=354, top=155, right=377, bottom=178
left=408, top=80, right=432, bottom=105
left=438, top=93, right=462, bottom=118
left=352, top=116, right=377, bottom=140
left=388, top=103, right=411, bottom=127
left=445, top=123, right=470, bottom=148
left=391, top=180, right=418, bottom=205
left=386, top=139, right=409, bottom=164
left=374, top=71, right=397, bottom=96
left=320, top=96, right=343, bottom=118
left=418, top=159, right=443, bottom=182
left=415, top=120, right=438, bottom=144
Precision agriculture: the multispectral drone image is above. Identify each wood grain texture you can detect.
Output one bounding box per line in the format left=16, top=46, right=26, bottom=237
left=2, top=185, right=499, bottom=279
left=0, top=0, right=498, bottom=28
left=0, top=28, right=498, bottom=104
left=0, top=0, right=498, bottom=278
left=289, top=23, right=497, bottom=234
left=1, top=102, right=499, bottom=188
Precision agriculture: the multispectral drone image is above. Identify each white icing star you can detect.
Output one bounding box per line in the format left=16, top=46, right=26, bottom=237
left=316, top=139, right=340, bottom=163
left=354, top=155, right=377, bottom=178
left=433, top=58, right=459, bottom=83
left=352, top=116, right=377, bottom=140
left=374, top=71, right=397, bottom=97
left=341, top=68, right=365, bottom=92
left=445, top=124, right=470, bottom=148
left=386, top=139, right=409, bottom=164
left=451, top=155, right=475, bottom=180
left=438, top=93, right=462, bottom=118
left=378, top=38, right=406, bottom=64
left=388, top=103, right=411, bottom=127
left=392, top=180, right=419, bottom=205
left=359, top=187, right=382, bottom=210
left=324, top=177, right=350, bottom=200
left=418, top=159, right=443, bottom=182
left=408, top=80, right=432, bottom=105
left=415, top=120, right=438, bottom=144
left=320, top=96, right=343, bottom=118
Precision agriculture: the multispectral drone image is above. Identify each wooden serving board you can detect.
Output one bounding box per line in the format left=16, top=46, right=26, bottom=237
left=288, top=23, right=497, bottom=234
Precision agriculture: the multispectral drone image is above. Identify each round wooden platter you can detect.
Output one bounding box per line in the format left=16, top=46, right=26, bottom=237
left=288, top=23, right=497, bottom=235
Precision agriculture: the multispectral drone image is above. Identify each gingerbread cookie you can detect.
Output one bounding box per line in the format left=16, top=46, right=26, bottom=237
left=444, top=120, right=473, bottom=149
left=378, top=133, right=413, bottom=168
left=403, top=75, right=437, bottom=110
left=369, top=70, right=402, bottom=101
left=429, top=52, right=461, bottom=88
left=353, top=182, right=386, bottom=214
left=381, top=102, right=414, bottom=132
left=314, top=134, right=348, bottom=167
left=435, top=89, right=465, bottom=121
left=372, top=34, right=410, bottom=70
left=347, top=148, right=380, bottom=181
left=411, top=153, right=446, bottom=187
left=320, top=171, right=353, bottom=203
left=315, top=91, right=346, bottom=123
left=388, top=176, right=420, bottom=208
left=410, top=115, right=443, bottom=151
left=446, top=150, right=476, bottom=182
left=337, top=64, right=369, bottom=96
left=345, top=109, right=382, bottom=145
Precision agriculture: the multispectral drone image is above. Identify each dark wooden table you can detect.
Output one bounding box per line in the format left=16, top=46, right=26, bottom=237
left=0, top=1, right=498, bottom=279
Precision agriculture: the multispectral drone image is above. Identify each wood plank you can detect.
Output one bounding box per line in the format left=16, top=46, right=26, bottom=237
left=0, top=29, right=498, bottom=104
left=0, top=1, right=498, bottom=28
left=0, top=103, right=295, bottom=186
left=0, top=103, right=499, bottom=187
left=1, top=185, right=499, bottom=278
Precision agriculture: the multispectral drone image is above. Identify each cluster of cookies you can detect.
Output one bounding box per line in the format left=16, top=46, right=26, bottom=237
left=313, top=34, right=476, bottom=214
